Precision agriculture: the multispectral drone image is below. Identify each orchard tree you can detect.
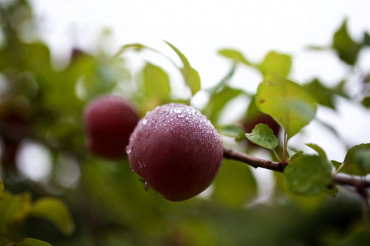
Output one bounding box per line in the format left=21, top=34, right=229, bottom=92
left=1, top=0, right=370, bottom=245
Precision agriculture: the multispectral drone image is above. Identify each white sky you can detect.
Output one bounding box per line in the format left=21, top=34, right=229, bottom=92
left=28, top=0, right=370, bottom=162
left=30, top=0, right=370, bottom=85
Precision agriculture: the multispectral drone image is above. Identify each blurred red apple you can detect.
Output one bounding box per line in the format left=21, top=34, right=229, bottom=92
left=84, top=95, right=139, bottom=160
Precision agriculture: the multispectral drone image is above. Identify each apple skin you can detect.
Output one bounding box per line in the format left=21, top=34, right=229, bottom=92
left=84, top=95, right=139, bottom=160
left=127, top=103, right=223, bottom=202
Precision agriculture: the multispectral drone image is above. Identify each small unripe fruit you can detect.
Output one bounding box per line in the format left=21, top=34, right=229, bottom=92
left=127, top=103, right=223, bottom=201
left=84, top=95, right=139, bottom=160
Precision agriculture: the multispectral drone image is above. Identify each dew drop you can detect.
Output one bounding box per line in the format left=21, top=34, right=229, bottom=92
left=174, top=108, right=182, bottom=114
left=125, top=145, right=132, bottom=154
left=177, top=113, right=186, bottom=118
left=138, top=160, right=146, bottom=168
left=142, top=118, right=148, bottom=125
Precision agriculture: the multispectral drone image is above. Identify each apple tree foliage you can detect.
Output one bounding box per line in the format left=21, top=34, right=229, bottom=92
left=0, top=0, right=370, bottom=245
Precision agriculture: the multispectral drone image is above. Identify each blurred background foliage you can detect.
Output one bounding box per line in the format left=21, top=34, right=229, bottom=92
left=0, top=0, right=369, bottom=245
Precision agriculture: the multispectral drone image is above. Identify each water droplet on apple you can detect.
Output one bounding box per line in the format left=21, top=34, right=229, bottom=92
left=125, top=145, right=132, bottom=154
left=174, top=108, right=182, bottom=114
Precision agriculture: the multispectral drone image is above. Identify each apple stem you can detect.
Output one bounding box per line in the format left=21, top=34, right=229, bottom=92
left=334, top=162, right=346, bottom=176
left=272, top=149, right=282, bottom=163
left=282, top=131, right=288, bottom=166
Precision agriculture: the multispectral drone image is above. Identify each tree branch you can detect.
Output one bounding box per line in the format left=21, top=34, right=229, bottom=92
left=223, top=147, right=370, bottom=190
left=332, top=175, right=370, bottom=189
left=223, top=148, right=283, bottom=172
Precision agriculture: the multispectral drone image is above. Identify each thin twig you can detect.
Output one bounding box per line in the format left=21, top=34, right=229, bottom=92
left=334, top=162, right=346, bottom=176
left=272, top=149, right=282, bottom=163
left=282, top=131, right=288, bottom=166
left=223, top=147, right=370, bottom=190
left=223, top=148, right=283, bottom=172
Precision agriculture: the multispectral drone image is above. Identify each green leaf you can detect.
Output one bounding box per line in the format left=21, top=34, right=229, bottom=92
left=217, top=48, right=251, bottom=65
left=0, top=236, right=12, bottom=246
left=256, top=77, right=317, bottom=139
left=212, top=159, right=257, bottom=208
left=204, top=86, right=244, bottom=124
left=305, top=45, right=329, bottom=51
left=334, top=143, right=370, bottom=176
left=219, top=125, right=245, bottom=142
left=0, top=192, right=32, bottom=234
left=77, top=58, right=124, bottom=101
left=23, top=43, right=53, bottom=76
left=0, top=179, right=3, bottom=199
left=285, top=155, right=332, bottom=196
left=245, top=124, right=278, bottom=150
left=304, top=78, right=338, bottom=109
left=113, top=41, right=202, bottom=96
left=244, top=96, right=262, bottom=120
left=332, top=79, right=350, bottom=99
left=16, top=238, right=52, bottom=246
left=31, top=197, right=75, bottom=236
left=258, top=51, right=292, bottom=78
left=243, top=96, right=281, bottom=141
left=142, top=62, right=171, bottom=100
left=326, top=186, right=339, bottom=198
left=331, top=160, right=342, bottom=169
left=289, top=150, right=304, bottom=161
left=364, top=74, right=370, bottom=84
left=361, top=96, right=370, bottom=108
left=113, top=43, right=149, bottom=58
left=306, top=143, right=327, bottom=159
left=363, top=31, right=370, bottom=46
left=164, top=41, right=201, bottom=95
left=332, top=19, right=361, bottom=65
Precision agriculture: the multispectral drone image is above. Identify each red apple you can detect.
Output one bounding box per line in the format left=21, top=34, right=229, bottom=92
left=127, top=103, right=223, bottom=201
left=84, top=95, right=139, bottom=160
